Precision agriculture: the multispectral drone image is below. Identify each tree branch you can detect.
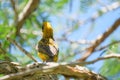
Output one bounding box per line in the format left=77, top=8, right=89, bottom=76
left=95, top=40, right=120, bottom=51
left=0, top=61, right=19, bottom=74
left=57, top=38, right=94, bottom=44
left=79, top=18, right=120, bottom=61
left=0, top=43, right=11, bottom=61
left=10, top=0, right=18, bottom=22
left=16, top=0, right=40, bottom=36
left=0, top=62, right=107, bottom=80
left=7, top=37, right=37, bottom=62
left=1, top=53, right=120, bottom=80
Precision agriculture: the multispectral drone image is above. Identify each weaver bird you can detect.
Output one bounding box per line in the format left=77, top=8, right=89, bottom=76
left=37, top=21, right=59, bottom=62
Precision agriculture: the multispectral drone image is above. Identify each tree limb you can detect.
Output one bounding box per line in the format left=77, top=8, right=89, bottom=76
left=0, top=61, right=107, bottom=80
left=16, top=0, right=40, bottom=36
left=79, top=18, right=120, bottom=61
left=7, top=37, right=37, bottom=62
left=1, top=53, right=120, bottom=80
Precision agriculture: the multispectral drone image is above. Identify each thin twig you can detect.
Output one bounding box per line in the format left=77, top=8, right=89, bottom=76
left=7, top=37, right=37, bottom=62
left=57, top=38, right=94, bottom=44
left=0, top=46, right=11, bottom=61
left=74, top=53, right=120, bottom=66
left=97, top=0, right=111, bottom=11
left=10, top=0, right=18, bottom=22
left=67, top=40, right=120, bottom=59
left=95, top=40, right=120, bottom=51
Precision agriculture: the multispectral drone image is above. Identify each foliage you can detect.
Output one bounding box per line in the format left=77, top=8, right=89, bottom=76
left=100, top=43, right=120, bottom=79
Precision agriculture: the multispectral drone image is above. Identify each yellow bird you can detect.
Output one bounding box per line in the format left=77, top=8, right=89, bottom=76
left=37, top=21, right=59, bottom=62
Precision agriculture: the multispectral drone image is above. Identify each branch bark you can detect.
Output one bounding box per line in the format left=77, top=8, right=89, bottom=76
left=1, top=53, right=120, bottom=80
left=16, top=0, right=40, bottom=36
left=7, top=37, right=37, bottom=62
left=79, top=18, right=120, bottom=61
left=0, top=61, right=107, bottom=80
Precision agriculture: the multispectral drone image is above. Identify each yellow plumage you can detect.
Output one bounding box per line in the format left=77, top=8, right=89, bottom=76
left=37, top=22, right=59, bottom=62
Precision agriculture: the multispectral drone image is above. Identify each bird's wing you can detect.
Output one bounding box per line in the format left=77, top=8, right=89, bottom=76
left=38, top=42, right=59, bottom=57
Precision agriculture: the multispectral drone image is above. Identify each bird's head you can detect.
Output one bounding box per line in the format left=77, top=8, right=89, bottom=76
left=42, top=21, right=54, bottom=39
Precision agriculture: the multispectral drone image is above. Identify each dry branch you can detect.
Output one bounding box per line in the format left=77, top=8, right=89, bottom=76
left=79, top=18, right=120, bottom=61
left=7, top=37, right=37, bottom=62
left=1, top=53, right=120, bottom=80
left=0, top=62, right=106, bottom=80
left=0, top=61, right=19, bottom=74
left=16, top=0, right=39, bottom=36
